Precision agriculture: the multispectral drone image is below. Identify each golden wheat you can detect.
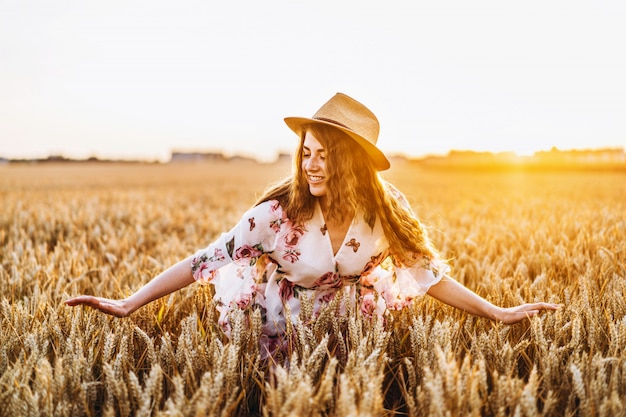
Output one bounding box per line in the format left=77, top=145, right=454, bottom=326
left=1, top=161, right=625, bottom=416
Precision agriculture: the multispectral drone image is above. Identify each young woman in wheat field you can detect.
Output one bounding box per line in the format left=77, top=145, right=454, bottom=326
left=65, top=92, right=560, bottom=358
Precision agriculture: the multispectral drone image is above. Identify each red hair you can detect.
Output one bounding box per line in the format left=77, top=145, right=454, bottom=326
left=256, top=124, right=439, bottom=265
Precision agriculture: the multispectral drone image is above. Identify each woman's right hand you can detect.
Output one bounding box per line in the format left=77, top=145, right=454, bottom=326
left=65, top=296, right=133, bottom=318
left=65, top=256, right=196, bottom=318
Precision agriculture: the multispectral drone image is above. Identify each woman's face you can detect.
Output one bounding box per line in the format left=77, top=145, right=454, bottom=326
left=301, top=131, right=328, bottom=197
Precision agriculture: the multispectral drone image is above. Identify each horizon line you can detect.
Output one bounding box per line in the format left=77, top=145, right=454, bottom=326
left=2, top=145, right=624, bottom=164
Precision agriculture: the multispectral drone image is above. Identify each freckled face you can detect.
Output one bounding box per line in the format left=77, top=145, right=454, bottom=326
left=301, top=132, right=327, bottom=197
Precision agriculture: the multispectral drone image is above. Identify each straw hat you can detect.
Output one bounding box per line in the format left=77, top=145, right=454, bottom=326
left=284, top=93, right=390, bottom=171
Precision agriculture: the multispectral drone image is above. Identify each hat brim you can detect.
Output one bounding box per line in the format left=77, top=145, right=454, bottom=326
left=284, top=117, right=390, bottom=171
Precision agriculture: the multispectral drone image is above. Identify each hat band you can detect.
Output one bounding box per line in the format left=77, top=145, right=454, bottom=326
left=313, top=117, right=350, bottom=130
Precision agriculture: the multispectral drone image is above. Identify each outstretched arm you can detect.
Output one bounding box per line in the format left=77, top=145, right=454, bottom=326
left=65, top=256, right=196, bottom=317
left=426, top=277, right=560, bottom=324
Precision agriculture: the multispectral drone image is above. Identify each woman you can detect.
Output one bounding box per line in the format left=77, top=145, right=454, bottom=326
left=66, top=93, right=559, bottom=357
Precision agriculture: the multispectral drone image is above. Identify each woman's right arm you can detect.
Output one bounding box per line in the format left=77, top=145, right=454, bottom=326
left=65, top=256, right=196, bottom=317
left=66, top=200, right=283, bottom=317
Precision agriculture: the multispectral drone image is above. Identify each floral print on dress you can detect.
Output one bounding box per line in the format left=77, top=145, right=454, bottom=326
left=191, top=248, right=226, bottom=283
left=234, top=243, right=264, bottom=266
left=313, top=271, right=342, bottom=289
left=359, top=286, right=389, bottom=319
left=280, top=224, right=305, bottom=263
left=283, top=224, right=306, bottom=247
left=278, top=277, right=303, bottom=301
left=190, top=189, right=449, bottom=357
left=345, top=238, right=360, bottom=252
left=360, top=250, right=389, bottom=281
left=234, top=282, right=257, bottom=309
left=282, top=249, right=300, bottom=263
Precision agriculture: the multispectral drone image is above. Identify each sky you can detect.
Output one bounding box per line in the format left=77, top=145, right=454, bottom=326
left=1, top=0, right=625, bottom=162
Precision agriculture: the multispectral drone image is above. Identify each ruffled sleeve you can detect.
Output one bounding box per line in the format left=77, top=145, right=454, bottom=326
left=361, top=182, right=450, bottom=312
left=190, top=200, right=286, bottom=284
left=362, top=256, right=450, bottom=311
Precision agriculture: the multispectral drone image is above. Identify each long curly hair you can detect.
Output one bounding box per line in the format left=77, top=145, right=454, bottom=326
left=256, top=123, right=439, bottom=265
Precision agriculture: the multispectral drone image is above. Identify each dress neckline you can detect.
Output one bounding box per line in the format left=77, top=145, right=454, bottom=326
left=316, top=201, right=355, bottom=258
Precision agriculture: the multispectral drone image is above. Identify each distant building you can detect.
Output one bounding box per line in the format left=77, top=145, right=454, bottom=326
left=228, top=154, right=257, bottom=163
left=46, top=155, right=70, bottom=162
left=169, top=151, right=226, bottom=163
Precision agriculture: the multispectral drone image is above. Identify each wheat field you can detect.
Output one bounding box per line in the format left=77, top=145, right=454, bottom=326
left=1, top=161, right=625, bottom=416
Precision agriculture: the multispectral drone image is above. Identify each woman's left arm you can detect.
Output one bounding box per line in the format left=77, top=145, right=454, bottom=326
left=426, top=277, right=560, bottom=324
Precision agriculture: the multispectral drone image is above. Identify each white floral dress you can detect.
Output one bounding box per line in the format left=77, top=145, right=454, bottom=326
left=191, top=193, right=449, bottom=357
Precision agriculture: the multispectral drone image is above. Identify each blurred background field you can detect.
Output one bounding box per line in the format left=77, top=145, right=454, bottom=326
left=1, top=161, right=625, bottom=416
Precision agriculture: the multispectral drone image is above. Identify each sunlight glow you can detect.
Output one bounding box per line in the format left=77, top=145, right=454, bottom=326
left=0, top=1, right=624, bottom=161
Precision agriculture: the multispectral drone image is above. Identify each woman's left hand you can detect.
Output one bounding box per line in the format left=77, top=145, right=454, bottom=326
left=494, top=302, right=561, bottom=324
left=427, top=278, right=561, bottom=324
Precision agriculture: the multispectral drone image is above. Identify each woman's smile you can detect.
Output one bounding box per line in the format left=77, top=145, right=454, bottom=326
left=302, top=132, right=328, bottom=197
